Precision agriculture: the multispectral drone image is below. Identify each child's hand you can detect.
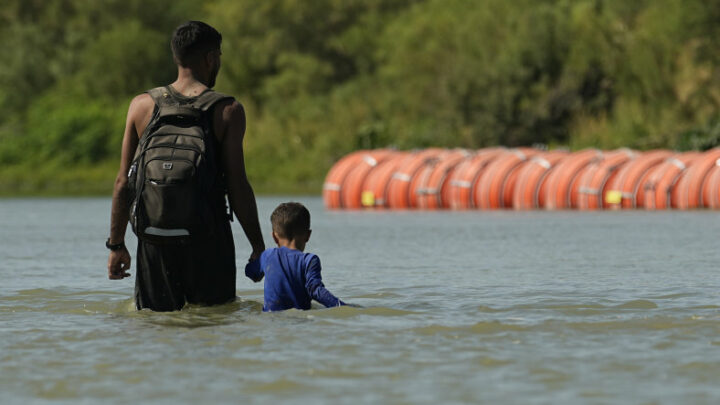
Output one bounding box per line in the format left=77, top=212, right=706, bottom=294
left=244, top=258, right=264, bottom=282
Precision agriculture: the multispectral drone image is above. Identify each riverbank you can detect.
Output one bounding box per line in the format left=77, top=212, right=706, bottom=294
left=0, top=162, right=322, bottom=197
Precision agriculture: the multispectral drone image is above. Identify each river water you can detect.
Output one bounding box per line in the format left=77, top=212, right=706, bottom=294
left=1, top=197, right=719, bottom=404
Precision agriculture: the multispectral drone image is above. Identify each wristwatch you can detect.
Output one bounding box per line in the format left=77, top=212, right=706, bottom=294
left=105, top=238, right=125, bottom=251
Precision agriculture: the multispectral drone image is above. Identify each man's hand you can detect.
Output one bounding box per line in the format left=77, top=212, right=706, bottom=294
left=108, top=247, right=132, bottom=279
left=249, top=249, right=263, bottom=262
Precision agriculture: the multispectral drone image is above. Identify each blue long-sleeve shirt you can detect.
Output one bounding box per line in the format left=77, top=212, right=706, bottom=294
left=245, top=246, right=345, bottom=311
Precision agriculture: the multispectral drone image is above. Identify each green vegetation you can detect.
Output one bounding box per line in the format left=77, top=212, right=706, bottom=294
left=2, top=0, right=720, bottom=195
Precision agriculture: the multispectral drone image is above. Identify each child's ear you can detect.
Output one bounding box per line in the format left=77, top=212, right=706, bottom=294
left=271, top=231, right=280, bottom=245
left=306, top=229, right=312, bottom=242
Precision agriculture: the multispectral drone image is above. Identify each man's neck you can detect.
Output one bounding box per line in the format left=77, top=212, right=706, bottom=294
left=171, top=68, right=209, bottom=97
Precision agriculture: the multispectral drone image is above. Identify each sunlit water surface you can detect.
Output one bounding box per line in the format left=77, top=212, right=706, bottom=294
left=2, top=197, right=720, bottom=404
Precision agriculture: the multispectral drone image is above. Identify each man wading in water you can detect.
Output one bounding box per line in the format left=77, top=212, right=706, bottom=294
left=106, top=21, right=265, bottom=311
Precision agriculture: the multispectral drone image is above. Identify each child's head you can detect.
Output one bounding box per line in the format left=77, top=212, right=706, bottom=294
left=271, top=202, right=312, bottom=250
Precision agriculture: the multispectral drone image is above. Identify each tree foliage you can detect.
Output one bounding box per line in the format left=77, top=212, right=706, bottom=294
left=2, top=0, right=720, bottom=194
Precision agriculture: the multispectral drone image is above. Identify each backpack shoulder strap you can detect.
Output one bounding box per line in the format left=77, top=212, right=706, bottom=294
left=193, top=90, right=234, bottom=111
left=146, top=86, right=173, bottom=107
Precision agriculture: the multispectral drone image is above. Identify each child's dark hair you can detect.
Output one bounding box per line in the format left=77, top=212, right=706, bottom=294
left=171, top=21, right=222, bottom=67
left=271, top=202, right=310, bottom=240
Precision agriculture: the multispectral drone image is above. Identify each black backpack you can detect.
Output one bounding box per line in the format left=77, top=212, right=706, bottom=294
left=128, top=86, right=232, bottom=244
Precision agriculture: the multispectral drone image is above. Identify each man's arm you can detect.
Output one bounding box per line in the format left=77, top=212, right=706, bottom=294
left=107, top=94, right=151, bottom=280
left=219, top=100, right=265, bottom=259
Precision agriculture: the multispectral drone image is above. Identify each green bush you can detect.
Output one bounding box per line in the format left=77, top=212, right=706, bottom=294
left=3, top=0, right=720, bottom=195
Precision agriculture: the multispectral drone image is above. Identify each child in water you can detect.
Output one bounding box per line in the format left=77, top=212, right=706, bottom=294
left=245, top=202, right=346, bottom=311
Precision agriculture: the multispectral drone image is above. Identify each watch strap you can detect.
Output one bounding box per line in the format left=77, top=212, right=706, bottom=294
left=106, top=239, right=125, bottom=251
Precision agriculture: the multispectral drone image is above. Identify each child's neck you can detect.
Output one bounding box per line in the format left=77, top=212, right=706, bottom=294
left=276, top=238, right=306, bottom=252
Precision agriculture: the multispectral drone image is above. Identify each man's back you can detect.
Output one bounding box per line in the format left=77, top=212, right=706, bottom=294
left=132, top=86, right=238, bottom=310
left=107, top=21, right=265, bottom=312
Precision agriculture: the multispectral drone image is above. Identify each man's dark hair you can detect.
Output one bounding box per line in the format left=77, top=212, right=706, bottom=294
left=171, top=21, right=222, bottom=67
left=271, top=202, right=311, bottom=240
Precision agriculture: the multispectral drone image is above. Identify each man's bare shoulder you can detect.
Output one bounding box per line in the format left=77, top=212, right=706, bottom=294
left=129, top=93, right=155, bottom=114
left=127, top=93, right=156, bottom=137
left=213, top=98, right=245, bottom=143
left=217, top=98, right=245, bottom=123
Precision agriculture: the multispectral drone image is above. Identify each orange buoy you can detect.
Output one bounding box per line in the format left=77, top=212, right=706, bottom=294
left=641, top=152, right=699, bottom=210
left=359, top=152, right=410, bottom=208
left=512, top=151, right=568, bottom=210
left=474, top=149, right=537, bottom=209
left=576, top=149, right=635, bottom=210
left=542, top=149, right=601, bottom=210
left=446, top=148, right=505, bottom=209
left=672, top=148, right=720, bottom=209
left=609, top=150, right=674, bottom=209
left=323, top=151, right=368, bottom=209
left=340, top=149, right=395, bottom=209
left=628, top=150, right=673, bottom=208
left=415, top=149, right=472, bottom=209
left=702, top=163, right=720, bottom=209
left=386, top=148, right=444, bottom=209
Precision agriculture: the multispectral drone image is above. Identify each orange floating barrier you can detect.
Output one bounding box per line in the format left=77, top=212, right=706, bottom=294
left=359, top=152, right=410, bottom=208
left=512, top=151, right=568, bottom=210
left=322, top=151, right=368, bottom=209
left=576, top=149, right=635, bottom=210
left=542, top=149, right=601, bottom=210
left=415, top=149, right=472, bottom=209
left=340, top=149, right=395, bottom=209
left=672, top=148, right=720, bottom=209
left=604, top=150, right=674, bottom=209
left=474, top=149, right=537, bottom=209
left=628, top=150, right=674, bottom=208
left=641, top=152, right=699, bottom=210
left=324, top=147, right=720, bottom=211
left=386, top=148, right=444, bottom=209
left=446, top=148, right=505, bottom=209
left=702, top=162, right=720, bottom=209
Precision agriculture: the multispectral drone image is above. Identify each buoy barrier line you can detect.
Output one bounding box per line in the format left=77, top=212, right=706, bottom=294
left=702, top=161, right=720, bottom=209
left=408, top=156, right=443, bottom=208
left=476, top=148, right=540, bottom=209
left=512, top=151, right=568, bottom=210
left=447, top=148, right=505, bottom=209
left=323, top=150, right=369, bottom=209
left=385, top=149, right=437, bottom=209
left=359, top=151, right=411, bottom=208
left=535, top=152, right=568, bottom=209
left=439, top=150, right=474, bottom=209
left=620, top=150, right=674, bottom=209
left=450, top=180, right=472, bottom=188
left=576, top=149, right=635, bottom=210
left=672, top=148, right=720, bottom=209
left=416, top=149, right=471, bottom=209
left=604, top=149, right=664, bottom=210
left=323, top=148, right=720, bottom=210
left=323, top=183, right=342, bottom=191
left=542, top=149, right=601, bottom=210
left=642, top=154, right=695, bottom=210
left=386, top=149, right=445, bottom=209
left=391, top=173, right=412, bottom=182
left=362, top=155, right=378, bottom=166
left=513, top=157, right=551, bottom=210
left=340, top=149, right=395, bottom=209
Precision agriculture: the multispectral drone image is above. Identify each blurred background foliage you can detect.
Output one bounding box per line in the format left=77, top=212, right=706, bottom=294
left=2, top=0, right=720, bottom=194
